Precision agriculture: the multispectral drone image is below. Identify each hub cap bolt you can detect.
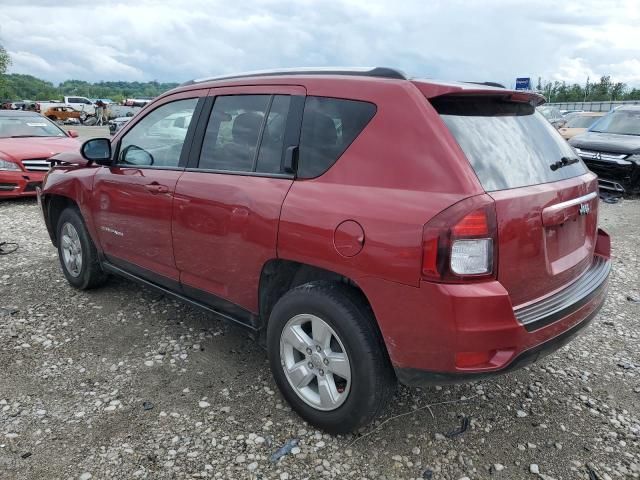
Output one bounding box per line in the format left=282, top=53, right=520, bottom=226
left=308, top=362, right=314, bottom=369
left=306, top=348, right=312, bottom=355
left=319, top=369, right=324, bottom=376
left=316, top=345, right=322, bottom=352
left=323, top=358, right=329, bottom=365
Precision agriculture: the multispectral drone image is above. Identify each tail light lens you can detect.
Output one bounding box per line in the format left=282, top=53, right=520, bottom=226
left=450, top=238, right=492, bottom=275
left=422, top=194, right=497, bottom=283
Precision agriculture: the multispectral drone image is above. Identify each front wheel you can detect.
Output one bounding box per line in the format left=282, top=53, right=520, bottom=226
left=56, top=208, right=107, bottom=289
left=267, top=281, right=396, bottom=433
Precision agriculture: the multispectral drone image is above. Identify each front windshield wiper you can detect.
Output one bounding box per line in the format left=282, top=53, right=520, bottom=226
left=550, top=156, right=580, bottom=171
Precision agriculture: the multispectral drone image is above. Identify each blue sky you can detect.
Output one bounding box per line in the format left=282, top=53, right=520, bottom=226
left=1, top=0, right=639, bottom=87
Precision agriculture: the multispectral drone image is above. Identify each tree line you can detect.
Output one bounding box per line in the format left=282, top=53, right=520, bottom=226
left=536, top=76, right=640, bottom=103
left=1, top=43, right=639, bottom=103
left=0, top=73, right=179, bottom=103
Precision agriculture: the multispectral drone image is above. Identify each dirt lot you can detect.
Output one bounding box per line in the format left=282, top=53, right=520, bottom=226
left=0, top=198, right=638, bottom=480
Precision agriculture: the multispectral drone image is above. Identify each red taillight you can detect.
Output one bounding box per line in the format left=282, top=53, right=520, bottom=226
left=452, top=209, right=489, bottom=236
left=421, top=195, right=497, bottom=283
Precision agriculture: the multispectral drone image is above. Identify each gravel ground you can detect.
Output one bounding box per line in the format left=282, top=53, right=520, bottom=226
left=0, top=198, right=638, bottom=480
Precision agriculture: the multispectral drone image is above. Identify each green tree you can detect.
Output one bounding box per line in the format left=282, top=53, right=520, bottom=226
left=537, top=75, right=640, bottom=103
left=0, top=43, right=11, bottom=97
left=0, top=43, right=9, bottom=75
left=1, top=73, right=179, bottom=102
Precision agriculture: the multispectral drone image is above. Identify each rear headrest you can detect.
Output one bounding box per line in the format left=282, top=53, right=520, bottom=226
left=232, top=112, right=263, bottom=145
left=302, top=112, right=337, bottom=146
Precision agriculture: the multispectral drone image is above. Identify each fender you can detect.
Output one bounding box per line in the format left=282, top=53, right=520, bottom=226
left=41, top=157, right=101, bottom=249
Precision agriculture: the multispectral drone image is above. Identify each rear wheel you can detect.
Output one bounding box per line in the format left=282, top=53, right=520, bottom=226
left=267, top=281, right=396, bottom=433
left=56, top=208, right=107, bottom=289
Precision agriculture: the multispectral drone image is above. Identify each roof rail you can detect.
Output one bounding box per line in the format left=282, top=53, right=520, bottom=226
left=181, top=67, right=408, bottom=86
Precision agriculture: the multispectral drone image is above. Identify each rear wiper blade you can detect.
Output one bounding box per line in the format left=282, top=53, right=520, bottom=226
left=550, top=156, right=580, bottom=171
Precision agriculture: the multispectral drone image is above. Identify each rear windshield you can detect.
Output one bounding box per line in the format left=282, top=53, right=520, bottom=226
left=566, top=115, right=601, bottom=129
left=433, top=96, right=587, bottom=191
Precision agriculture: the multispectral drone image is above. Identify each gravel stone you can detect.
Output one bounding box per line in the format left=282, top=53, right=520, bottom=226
left=0, top=195, right=638, bottom=479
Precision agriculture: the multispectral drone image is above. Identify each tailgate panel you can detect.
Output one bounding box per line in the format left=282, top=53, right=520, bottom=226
left=489, top=174, right=599, bottom=307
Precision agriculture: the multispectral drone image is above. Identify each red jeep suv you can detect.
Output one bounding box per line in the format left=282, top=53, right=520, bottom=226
left=37, top=67, right=611, bottom=433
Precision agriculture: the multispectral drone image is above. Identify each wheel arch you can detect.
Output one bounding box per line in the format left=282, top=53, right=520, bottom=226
left=43, top=194, right=80, bottom=247
left=258, top=259, right=391, bottom=361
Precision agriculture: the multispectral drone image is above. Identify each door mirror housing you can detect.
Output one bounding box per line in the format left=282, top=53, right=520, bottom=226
left=67, top=129, right=79, bottom=138
left=81, top=138, right=112, bottom=166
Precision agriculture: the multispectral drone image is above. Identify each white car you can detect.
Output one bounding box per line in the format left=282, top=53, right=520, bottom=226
left=147, top=112, right=192, bottom=139
left=63, top=96, right=96, bottom=115
left=108, top=116, right=132, bottom=135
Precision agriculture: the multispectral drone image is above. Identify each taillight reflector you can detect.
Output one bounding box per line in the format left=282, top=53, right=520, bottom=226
left=421, top=237, right=439, bottom=277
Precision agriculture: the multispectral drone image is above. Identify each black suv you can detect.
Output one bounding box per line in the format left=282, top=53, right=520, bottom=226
left=570, top=105, right=640, bottom=195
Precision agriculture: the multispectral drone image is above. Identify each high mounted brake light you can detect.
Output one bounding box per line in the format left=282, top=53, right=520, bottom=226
left=421, top=195, right=498, bottom=283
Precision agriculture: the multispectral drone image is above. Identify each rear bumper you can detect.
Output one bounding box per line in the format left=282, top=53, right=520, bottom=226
left=396, top=300, right=602, bottom=385
left=0, top=171, right=45, bottom=198
left=363, top=232, right=611, bottom=386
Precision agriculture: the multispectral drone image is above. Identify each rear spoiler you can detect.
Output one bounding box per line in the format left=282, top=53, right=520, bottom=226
left=412, top=80, right=546, bottom=106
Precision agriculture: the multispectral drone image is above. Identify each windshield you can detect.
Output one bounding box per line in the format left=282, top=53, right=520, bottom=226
left=538, top=106, right=561, bottom=120
left=433, top=96, right=587, bottom=191
left=589, top=109, right=640, bottom=136
left=0, top=115, right=66, bottom=138
left=566, top=115, right=602, bottom=129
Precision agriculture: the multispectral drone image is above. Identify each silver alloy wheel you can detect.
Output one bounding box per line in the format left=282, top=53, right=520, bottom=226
left=60, top=222, right=83, bottom=278
left=280, top=313, right=351, bottom=411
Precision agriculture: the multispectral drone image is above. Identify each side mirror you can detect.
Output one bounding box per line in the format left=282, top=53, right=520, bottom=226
left=67, top=130, right=79, bottom=138
left=81, top=138, right=112, bottom=166
left=121, top=145, right=154, bottom=166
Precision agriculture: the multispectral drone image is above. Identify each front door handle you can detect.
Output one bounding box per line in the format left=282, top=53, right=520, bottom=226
left=144, top=182, right=169, bottom=194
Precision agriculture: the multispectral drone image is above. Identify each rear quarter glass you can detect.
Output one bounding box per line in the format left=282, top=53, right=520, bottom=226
left=297, top=96, right=376, bottom=179
left=432, top=96, right=587, bottom=191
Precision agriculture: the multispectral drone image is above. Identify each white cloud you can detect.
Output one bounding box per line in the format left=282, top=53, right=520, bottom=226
left=0, top=0, right=638, bottom=87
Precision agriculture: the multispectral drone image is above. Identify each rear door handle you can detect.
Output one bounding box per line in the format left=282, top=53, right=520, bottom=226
left=144, top=182, right=169, bottom=194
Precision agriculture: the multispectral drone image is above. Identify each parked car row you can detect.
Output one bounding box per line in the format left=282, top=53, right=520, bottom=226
left=569, top=105, right=640, bottom=195
left=537, top=104, right=639, bottom=194
left=558, top=112, right=605, bottom=140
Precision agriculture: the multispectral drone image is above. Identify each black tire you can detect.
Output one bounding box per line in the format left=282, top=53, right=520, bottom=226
left=267, top=281, right=396, bottom=434
left=56, top=207, right=108, bottom=290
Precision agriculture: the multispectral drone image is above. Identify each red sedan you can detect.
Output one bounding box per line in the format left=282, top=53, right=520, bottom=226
left=0, top=111, right=80, bottom=198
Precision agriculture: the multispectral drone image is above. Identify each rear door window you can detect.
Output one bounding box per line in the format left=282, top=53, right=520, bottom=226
left=298, top=96, right=376, bottom=178
left=433, top=96, right=587, bottom=191
left=198, top=95, right=291, bottom=174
